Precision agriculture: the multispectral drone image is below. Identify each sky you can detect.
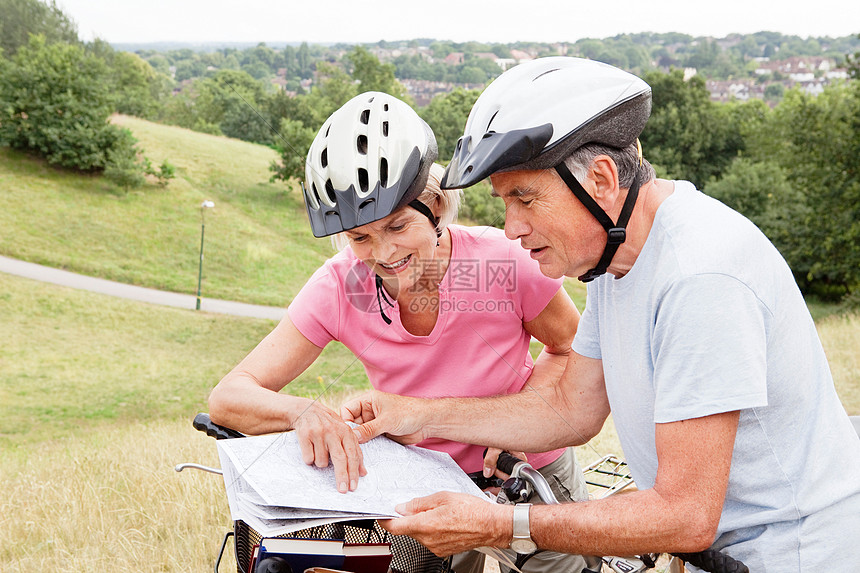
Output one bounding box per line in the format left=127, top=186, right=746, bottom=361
left=57, top=0, right=859, bottom=45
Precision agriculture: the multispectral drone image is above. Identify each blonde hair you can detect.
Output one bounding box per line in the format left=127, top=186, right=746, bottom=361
left=331, top=163, right=462, bottom=251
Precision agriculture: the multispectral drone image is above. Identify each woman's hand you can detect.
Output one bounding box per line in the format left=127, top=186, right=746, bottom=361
left=293, top=400, right=366, bottom=493
left=482, top=448, right=528, bottom=479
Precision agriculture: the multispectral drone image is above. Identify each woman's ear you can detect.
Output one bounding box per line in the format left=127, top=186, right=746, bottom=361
left=431, top=194, right=442, bottom=220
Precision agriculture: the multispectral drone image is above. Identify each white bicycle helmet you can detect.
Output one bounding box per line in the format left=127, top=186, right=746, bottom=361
left=440, top=57, right=652, bottom=282
left=303, top=91, right=438, bottom=238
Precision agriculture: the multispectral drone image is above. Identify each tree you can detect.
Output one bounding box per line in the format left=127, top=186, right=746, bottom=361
left=269, top=118, right=316, bottom=183
left=0, top=0, right=78, bottom=56
left=87, top=39, right=171, bottom=119
left=712, top=84, right=860, bottom=296
left=296, top=42, right=312, bottom=79
left=345, top=46, right=410, bottom=101
left=0, top=35, right=135, bottom=172
left=845, top=33, right=860, bottom=79
left=459, top=181, right=506, bottom=228
left=419, top=87, right=481, bottom=161
left=268, top=64, right=358, bottom=185
left=639, top=70, right=746, bottom=188
left=192, top=70, right=272, bottom=142
left=705, top=158, right=808, bottom=268
left=762, top=85, right=860, bottom=294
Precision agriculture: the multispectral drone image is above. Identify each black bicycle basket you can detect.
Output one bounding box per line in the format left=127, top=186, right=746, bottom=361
left=233, top=518, right=453, bottom=573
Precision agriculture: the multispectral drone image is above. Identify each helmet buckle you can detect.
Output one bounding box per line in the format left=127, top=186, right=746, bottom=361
left=606, top=227, right=626, bottom=245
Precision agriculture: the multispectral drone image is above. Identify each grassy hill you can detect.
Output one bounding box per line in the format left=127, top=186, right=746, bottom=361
left=0, top=115, right=591, bottom=308
left=0, top=115, right=336, bottom=307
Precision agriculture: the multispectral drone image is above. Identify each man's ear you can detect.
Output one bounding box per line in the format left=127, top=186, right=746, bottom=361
left=588, top=155, right=621, bottom=211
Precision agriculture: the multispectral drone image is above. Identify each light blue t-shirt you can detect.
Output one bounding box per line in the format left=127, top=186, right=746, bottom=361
left=572, top=181, right=860, bottom=571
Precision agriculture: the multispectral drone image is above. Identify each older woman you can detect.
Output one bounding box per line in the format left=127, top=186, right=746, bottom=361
left=208, top=92, right=588, bottom=573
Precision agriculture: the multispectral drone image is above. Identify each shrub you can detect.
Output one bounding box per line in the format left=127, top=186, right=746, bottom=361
left=0, top=35, right=123, bottom=171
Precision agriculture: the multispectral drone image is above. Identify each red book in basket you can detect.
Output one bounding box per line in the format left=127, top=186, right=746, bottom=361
left=342, top=542, right=392, bottom=573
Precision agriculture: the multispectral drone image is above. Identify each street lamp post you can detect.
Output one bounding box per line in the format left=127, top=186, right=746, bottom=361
left=196, top=200, right=215, bottom=310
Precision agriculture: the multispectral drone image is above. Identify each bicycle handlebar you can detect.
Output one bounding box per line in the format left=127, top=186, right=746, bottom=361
left=193, top=412, right=245, bottom=440
left=495, top=450, right=522, bottom=476
left=492, top=451, right=749, bottom=573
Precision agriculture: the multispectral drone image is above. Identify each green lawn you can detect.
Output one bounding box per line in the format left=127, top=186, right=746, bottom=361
left=0, top=115, right=334, bottom=307
left=0, top=273, right=370, bottom=450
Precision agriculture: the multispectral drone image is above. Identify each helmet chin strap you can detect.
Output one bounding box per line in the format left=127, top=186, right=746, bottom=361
left=554, top=162, right=641, bottom=282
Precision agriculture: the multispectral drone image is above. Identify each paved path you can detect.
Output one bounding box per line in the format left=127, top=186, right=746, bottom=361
left=0, top=255, right=285, bottom=321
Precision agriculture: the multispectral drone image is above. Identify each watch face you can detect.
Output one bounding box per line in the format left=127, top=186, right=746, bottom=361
left=510, top=538, right=537, bottom=554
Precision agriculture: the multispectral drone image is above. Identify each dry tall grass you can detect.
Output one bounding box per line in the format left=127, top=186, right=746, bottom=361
left=1, top=315, right=855, bottom=573
left=817, top=312, right=860, bottom=415
left=0, top=417, right=236, bottom=572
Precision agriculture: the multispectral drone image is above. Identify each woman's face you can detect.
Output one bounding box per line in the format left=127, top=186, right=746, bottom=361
left=344, top=207, right=438, bottom=295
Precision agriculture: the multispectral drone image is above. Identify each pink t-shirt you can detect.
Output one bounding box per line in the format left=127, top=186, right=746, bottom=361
left=288, top=224, right=566, bottom=473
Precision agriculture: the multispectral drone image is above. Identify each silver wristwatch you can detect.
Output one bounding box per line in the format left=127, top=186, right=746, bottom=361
left=510, top=503, right=537, bottom=554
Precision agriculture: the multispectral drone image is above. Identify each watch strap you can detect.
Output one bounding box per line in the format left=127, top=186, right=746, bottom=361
left=513, top=503, right=532, bottom=540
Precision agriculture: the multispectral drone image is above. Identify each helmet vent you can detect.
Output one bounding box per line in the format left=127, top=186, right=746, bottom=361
left=382, top=121, right=389, bottom=137
left=357, top=135, right=368, bottom=155
left=325, top=124, right=331, bottom=137
left=325, top=179, right=336, bottom=203
left=311, top=183, right=323, bottom=206
left=379, top=158, right=389, bottom=187
left=360, top=198, right=375, bottom=209
left=383, top=103, right=389, bottom=111
left=533, top=68, right=561, bottom=82
left=486, top=110, right=499, bottom=130
left=321, top=148, right=328, bottom=168
left=360, top=109, right=370, bottom=124
left=358, top=168, right=369, bottom=193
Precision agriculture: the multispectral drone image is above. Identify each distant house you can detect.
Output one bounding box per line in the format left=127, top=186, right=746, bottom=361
left=509, top=49, right=534, bottom=62
left=444, top=52, right=465, bottom=65
left=473, top=52, right=498, bottom=61
left=754, top=56, right=837, bottom=76
left=400, top=78, right=485, bottom=107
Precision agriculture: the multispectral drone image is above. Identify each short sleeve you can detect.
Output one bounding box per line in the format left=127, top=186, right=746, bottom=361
left=508, top=239, right=565, bottom=322
left=652, top=274, right=770, bottom=423
left=571, top=282, right=601, bottom=359
left=286, top=265, right=341, bottom=348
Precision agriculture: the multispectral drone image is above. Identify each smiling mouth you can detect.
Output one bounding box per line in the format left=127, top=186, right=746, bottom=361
left=379, top=255, right=411, bottom=270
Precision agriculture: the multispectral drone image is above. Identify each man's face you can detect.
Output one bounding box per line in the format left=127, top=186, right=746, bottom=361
left=490, top=169, right=603, bottom=279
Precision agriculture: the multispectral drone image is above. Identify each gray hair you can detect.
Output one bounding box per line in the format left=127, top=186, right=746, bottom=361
left=331, top=163, right=461, bottom=251
left=562, top=141, right=655, bottom=189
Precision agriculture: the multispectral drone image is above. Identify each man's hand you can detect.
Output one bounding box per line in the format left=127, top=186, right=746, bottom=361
left=293, top=401, right=366, bottom=493
left=340, top=390, right=430, bottom=445
left=381, top=492, right=509, bottom=556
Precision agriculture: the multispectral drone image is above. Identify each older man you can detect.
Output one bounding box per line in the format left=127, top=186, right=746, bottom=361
left=342, top=57, right=860, bottom=572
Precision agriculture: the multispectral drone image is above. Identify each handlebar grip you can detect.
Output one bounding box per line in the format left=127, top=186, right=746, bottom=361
left=673, top=549, right=749, bottom=573
left=496, top=450, right=527, bottom=475
left=193, top=412, right=245, bottom=440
